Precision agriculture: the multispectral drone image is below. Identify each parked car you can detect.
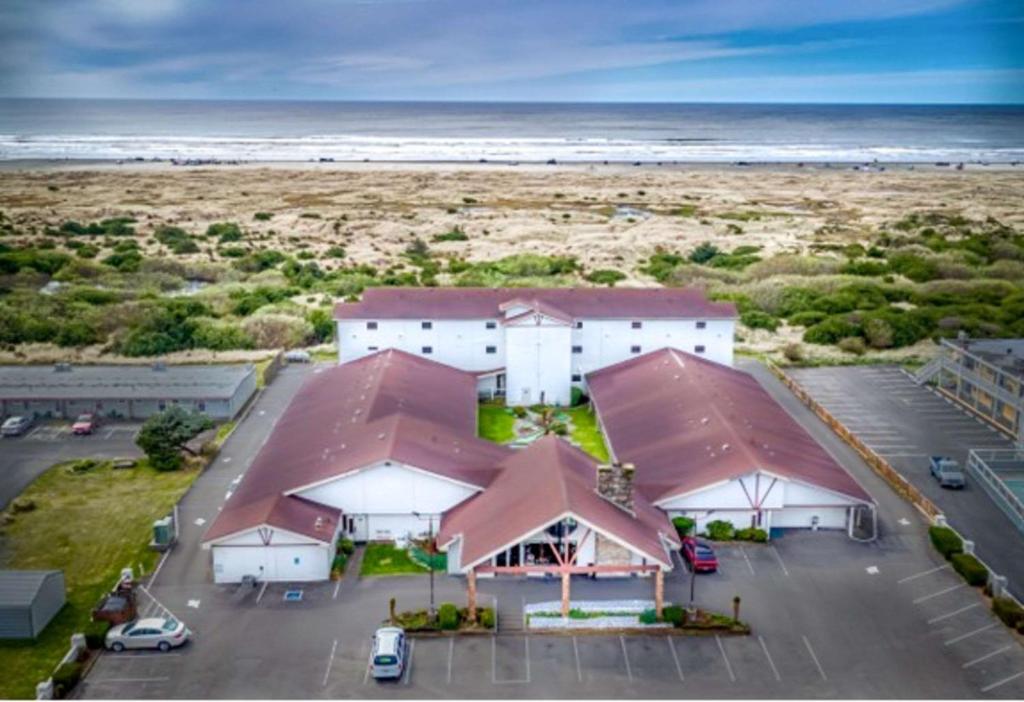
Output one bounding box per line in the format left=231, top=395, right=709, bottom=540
left=681, top=536, right=719, bottom=573
left=369, top=626, right=407, bottom=680
left=1, top=415, right=33, bottom=437
left=105, top=617, right=191, bottom=652
left=284, top=350, right=312, bottom=363
left=929, top=456, right=966, bottom=489
left=71, top=413, right=100, bottom=435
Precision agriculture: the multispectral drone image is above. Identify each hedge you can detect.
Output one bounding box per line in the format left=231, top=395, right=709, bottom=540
left=84, top=620, right=111, bottom=650
left=337, top=537, right=355, bottom=555
left=928, top=526, right=963, bottom=559
left=992, top=597, right=1024, bottom=629
left=479, top=607, right=496, bottom=629
left=704, top=520, right=735, bottom=541
left=672, top=516, right=695, bottom=537
left=438, top=602, right=460, bottom=630
left=662, top=605, right=685, bottom=626
left=950, top=553, right=988, bottom=587
left=735, top=527, right=768, bottom=543
left=53, top=661, right=83, bottom=698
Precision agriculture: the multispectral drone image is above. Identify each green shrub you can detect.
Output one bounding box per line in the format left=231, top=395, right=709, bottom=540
left=840, top=260, right=890, bottom=276
left=338, top=537, right=355, bottom=555
left=331, top=553, right=348, bottom=572
left=438, top=603, right=460, bottom=630
left=887, top=252, right=940, bottom=282
left=740, top=310, right=779, bottom=331
left=662, top=605, right=685, bottom=626
left=992, top=597, right=1024, bottom=629
left=640, top=250, right=685, bottom=282
left=570, top=386, right=584, bottom=406
left=253, top=212, right=274, bottom=221
left=951, top=553, right=988, bottom=587
left=432, top=227, right=469, bottom=242
left=53, top=661, right=83, bottom=697
left=84, top=620, right=111, bottom=650
left=689, top=242, right=720, bottom=264
left=154, top=225, right=199, bottom=255
left=803, top=317, right=861, bottom=345
left=735, top=527, right=768, bottom=543
left=513, top=406, right=528, bottom=418
left=928, top=526, right=963, bottom=559
left=788, top=310, right=827, bottom=327
left=479, top=607, right=496, bottom=629
left=704, top=520, right=734, bottom=541
left=639, top=608, right=658, bottom=624
left=325, top=245, right=346, bottom=258
left=585, top=269, right=626, bottom=286
left=837, top=336, right=867, bottom=355
left=208, top=222, right=244, bottom=241
left=672, top=516, right=695, bottom=537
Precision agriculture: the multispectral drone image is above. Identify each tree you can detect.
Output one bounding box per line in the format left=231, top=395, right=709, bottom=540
left=136, top=406, right=213, bottom=471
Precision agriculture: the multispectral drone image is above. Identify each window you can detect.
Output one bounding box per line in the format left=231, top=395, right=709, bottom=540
left=696, top=321, right=706, bottom=329
left=486, top=345, right=496, bottom=354
left=695, top=345, right=706, bottom=354
left=631, top=321, right=642, bottom=329
left=366, top=321, right=378, bottom=330
left=422, top=346, right=433, bottom=354
left=486, top=321, right=497, bottom=329
left=367, top=346, right=379, bottom=352
left=631, top=345, right=642, bottom=354
left=572, top=345, right=583, bottom=354
left=575, top=321, right=583, bottom=329
left=572, top=373, right=582, bottom=382
left=198, top=401, right=206, bottom=411
left=421, top=321, right=432, bottom=330
left=158, top=401, right=166, bottom=411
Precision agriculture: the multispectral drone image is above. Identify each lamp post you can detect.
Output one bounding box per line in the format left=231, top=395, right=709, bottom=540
left=413, top=511, right=436, bottom=619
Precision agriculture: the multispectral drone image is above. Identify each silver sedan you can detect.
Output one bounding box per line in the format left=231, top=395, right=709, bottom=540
left=105, top=617, right=190, bottom=652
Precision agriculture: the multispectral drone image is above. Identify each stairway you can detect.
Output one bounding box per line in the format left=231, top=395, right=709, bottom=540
left=914, top=356, right=943, bottom=385
left=495, top=596, right=525, bottom=634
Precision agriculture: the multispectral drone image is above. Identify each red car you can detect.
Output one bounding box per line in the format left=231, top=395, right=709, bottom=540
left=72, top=413, right=100, bottom=435
left=681, top=536, right=718, bottom=573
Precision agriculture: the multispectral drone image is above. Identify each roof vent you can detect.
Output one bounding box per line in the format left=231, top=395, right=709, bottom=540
left=721, top=443, right=730, bottom=451
left=378, top=432, right=386, bottom=440
left=700, top=417, right=709, bottom=425
left=54, top=362, right=72, bottom=372
left=314, top=517, right=324, bottom=532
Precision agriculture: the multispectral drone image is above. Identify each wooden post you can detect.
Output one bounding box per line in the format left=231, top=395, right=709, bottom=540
left=467, top=570, right=477, bottom=623
left=655, top=569, right=664, bottom=619
left=561, top=571, right=571, bottom=617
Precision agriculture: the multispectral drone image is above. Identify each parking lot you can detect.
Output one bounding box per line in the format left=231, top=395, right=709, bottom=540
left=0, top=420, right=142, bottom=508
left=786, top=365, right=1024, bottom=599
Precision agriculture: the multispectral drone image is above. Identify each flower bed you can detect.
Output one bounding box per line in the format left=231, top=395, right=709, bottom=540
left=524, top=600, right=749, bottom=634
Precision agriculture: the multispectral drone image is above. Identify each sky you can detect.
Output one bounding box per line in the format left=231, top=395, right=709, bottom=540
left=0, top=0, right=1022, bottom=103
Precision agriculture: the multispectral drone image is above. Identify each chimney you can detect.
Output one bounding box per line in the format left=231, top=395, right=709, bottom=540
left=597, top=462, right=635, bottom=512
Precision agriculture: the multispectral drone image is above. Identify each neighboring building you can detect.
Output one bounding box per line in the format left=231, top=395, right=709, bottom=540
left=586, top=349, right=874, bottom=534
left=334, top=288, right=737, bottom=406
left=0, top=363, right=257, bottom=421
left=0, top=570, right=66, bottom=639
left=919, top=338, right=1024, bottom=446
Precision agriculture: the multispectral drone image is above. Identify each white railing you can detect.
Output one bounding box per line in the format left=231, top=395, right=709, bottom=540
left=966, top=449, right=1024, bottom=537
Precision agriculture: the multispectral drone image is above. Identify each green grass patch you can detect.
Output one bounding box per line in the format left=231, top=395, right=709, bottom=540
left=478, top=403, right=516, bottom=443
left=214, top=420, right=237, bottom=446
left=359, top=544, right=429, bottom=576
left=0, top=459, right=199, bottom=699
left=565, top=405, right=610, bottom=462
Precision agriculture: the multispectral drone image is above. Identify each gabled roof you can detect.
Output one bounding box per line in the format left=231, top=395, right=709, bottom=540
left=585, top=349, right=872, bottom=505
left=437, top=435, right=678, bottom=570
left=499, top=297, right=574, bottom=325
left=203, top=350, right=511, bottom=545
left=335, top=287, right=737, bottom=321
left=0, top=570, right=63, bottom=606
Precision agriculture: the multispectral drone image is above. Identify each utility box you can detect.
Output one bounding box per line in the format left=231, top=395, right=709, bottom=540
left=150, top=516, right=176, bottom=551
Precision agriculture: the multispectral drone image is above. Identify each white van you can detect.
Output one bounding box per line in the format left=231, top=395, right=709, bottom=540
left=370, top=627, right=407, bottom=681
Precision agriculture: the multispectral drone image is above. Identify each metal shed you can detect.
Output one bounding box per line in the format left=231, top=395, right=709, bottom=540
left=0, top=570, right=66, bottom=639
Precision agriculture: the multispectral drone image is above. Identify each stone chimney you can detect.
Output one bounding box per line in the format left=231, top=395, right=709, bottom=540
left=597, top=462, right=635, bottom=512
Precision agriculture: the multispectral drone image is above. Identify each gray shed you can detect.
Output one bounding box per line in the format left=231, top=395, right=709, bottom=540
left=0, top=570, right=66, bottom=639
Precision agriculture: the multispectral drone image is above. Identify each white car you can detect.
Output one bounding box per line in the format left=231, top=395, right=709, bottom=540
left=284, top=350, right=312, bottom=363
left=106, top=617, right=190, bottom=652
left=1, top=415, right=33, bottom=437
left=370, top=627, right=407, bottom=680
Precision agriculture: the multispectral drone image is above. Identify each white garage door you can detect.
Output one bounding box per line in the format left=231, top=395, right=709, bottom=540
left=772, top=507, right=848, bottom=530
left=212, top=545, right=329, bottom=583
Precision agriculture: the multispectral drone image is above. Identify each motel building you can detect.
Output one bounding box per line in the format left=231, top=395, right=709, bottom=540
left=202, top=288, right=874, bottom=614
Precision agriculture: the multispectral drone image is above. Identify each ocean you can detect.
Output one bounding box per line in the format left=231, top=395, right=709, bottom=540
left=1, top=99, right=1022, bottom=164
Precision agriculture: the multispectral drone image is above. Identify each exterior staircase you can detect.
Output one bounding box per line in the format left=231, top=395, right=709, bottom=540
left=914, top=356, right=943, bottom=385
left=496, top=596, right=525, bottom=634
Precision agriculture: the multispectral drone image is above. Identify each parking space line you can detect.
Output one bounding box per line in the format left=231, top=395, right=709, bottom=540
left=88, top=677, right=170, bottom=684
left=322, top=639, right=337, bottom=687
left=715, top=635, right=736, bottom=682
left=332, top=579, right=341, bottom=600
left=802, top=635, right=827, bottom=681
left=572, top=636, right=582, bottom=683
left=446, top=637, right=454, bottom=684
left=981, top=671, right=1024, bottom=693
left=914, top=583, right=965, bottom=604
left=898, top=564, right=951, bottom=584
left=928, top=603, right=980, bottom=624
left=491, top=637, right=496, bottom=685
left=945, top=623, right=995, bottom=646
left=362, top=643, right=372, bottom=685
left=619, top=635, right=633, bottom=682
left=667, top=636, right=684, bottom=682
left=402, top=639, right=415, bottom=685
left=758, top=636, right=781, bottom=682
left=768, top=546, right=789, bottom=576
left=963, top=645, right=1012, bottom=669
left=740, top=548, right=755, bottom=575
left=256, top=581, right=268, bottom=604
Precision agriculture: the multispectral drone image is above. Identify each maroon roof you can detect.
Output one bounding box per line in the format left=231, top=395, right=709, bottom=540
left=586, top=349, right=872, bottom=505
left=438, top=435, right=679, bottom=569
left=334, top=287, right=736, bottom=321
left=203, top=350, right=511, bottom=544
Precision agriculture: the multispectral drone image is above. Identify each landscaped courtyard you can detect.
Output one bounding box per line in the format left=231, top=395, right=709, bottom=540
left=477, top=401, right=610, bottom=461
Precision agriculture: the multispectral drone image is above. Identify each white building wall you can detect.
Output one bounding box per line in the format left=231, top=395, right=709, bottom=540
left=337, top=319, right=505, bottom=371
left=208, top=526, right=335, bottom=583
left=505, top=320, right=572, bottom=406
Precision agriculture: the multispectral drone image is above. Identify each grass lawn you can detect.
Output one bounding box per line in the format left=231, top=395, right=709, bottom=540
left=477, top=403, right=516, bottom=443
left=0, top=459, right=199, bottom=699
left=359, top=544, right=430, bottom=576
left=565, top=405, right=610, bottom=462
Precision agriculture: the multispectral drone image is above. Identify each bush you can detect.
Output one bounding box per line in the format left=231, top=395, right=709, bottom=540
left=740, top=310, right=779, bottom=331
left=788, top=311, right=827, bottom=327
left=585, top=269, right=626, bottom=286
left=325, top=245, right=346, bottom=258
left=513, top=406, right=528, bottom=418
left=782, top=342, right=804, bottom=363
left=331, top=553, right=348, bottom=573
left=689, top=242, right=720, bottom=264
left=84, top=620, right=111, bottom=650
left=662, top=605, right=685, bottom=626
left=928, top=526, right=963, bottom=559
left=640, top=250, right=685, bottom=282
left=52, top=661, right=83, bottom=697
left=992, top=597, right=1024, bottom=629
left=438, top=603, right=460, bottom=630
left=951, top=553, right=988, bottom=587
left=639, top=608, right=658, bottom=625
left=479, top=607, right=495, bottom=629
left=253, top=212, right=274, bottom=221
left=337, top=537, right=355, bottom=555
left=735, top=527, right=768, bottom=543
left=570, top=386, right=584, bottom=406
left=837, top=337, right=867, bottom=355
left=803, top=317, right=861, bottom=345
left=672, top=516, right=695, bottom=537
left=432, top=227, right=469, bottom=242
left=704, top=520, right=734, bottom=541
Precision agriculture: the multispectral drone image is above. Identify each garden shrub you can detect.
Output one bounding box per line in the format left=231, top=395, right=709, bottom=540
left=208, top=222, right=244, bottom=241
left=570, top=386, right=584, bottom=406
left=928, top=526, right=963, bottom=559
left=662, top=605, right=685, bottom=626
left=154, top=226, right=199, bottom=255
left=672, top=516, right=695, bottom=537
left=438, top=603, right=460, bottom=630
left=704, top=520, right=735, bottom=541
left=735, top=527, right=768, bottom=543
left=513, top=406, right=528, bottom=418
left=740, top=310, right=778, bottom=331
left=992, top=597, right=1024, bottom=629
left=337, top=537, right=355, bottom=555
left=479, top=607, right=496, bottom=629
left=84, top=620, right=111, bottom=650
left=951, top=553, right=988, bottom=587
left=53, top=661, right=83, bottom=697
left=331, top=553, right=348, bottom=572
left=639, top=608, right=658, bottom=625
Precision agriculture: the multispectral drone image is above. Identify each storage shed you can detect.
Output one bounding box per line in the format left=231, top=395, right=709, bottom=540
left=0, top=570, right=66, bottom=639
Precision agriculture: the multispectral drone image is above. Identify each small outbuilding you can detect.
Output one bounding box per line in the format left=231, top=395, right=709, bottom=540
left=0, top=570, right=66, bottom=639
